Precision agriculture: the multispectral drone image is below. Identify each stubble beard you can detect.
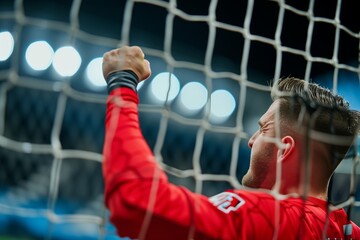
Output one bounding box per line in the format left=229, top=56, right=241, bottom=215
left=241, top=154, right=275, bottom=189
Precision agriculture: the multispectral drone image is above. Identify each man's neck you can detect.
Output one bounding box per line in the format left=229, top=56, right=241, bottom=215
left=278, top=183, right=328, bottom=201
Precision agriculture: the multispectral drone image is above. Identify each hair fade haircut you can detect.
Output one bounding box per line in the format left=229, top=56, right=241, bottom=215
left=271, top=77, right=360, bottom=161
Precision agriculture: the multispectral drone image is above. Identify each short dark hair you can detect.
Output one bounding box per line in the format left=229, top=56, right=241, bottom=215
left=271, top=77, right=359, bottom=161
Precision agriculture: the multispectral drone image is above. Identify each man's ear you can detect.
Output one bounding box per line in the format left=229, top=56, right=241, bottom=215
left=280, top=136, right=295, bottom=161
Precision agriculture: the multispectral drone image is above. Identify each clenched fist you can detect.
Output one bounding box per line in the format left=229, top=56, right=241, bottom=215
left=102, top=46, right=151, bottom=82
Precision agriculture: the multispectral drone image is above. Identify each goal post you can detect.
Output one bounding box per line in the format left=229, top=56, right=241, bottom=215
left=0, top=0, right=359, bottom=239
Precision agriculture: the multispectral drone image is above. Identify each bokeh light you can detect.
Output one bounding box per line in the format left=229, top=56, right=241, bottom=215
left=150, top=72, right=180, bottom=103
left=179, top=82, right=208, bottom=114
left=210, top=89, right=236, bottom=123
left=53, top=46, right=81, bottom=77
left=25, top=41, right=54, bottom=71
left=85, top=57, right=106, bottom=88
left=0, top=31, right=15, bottom=61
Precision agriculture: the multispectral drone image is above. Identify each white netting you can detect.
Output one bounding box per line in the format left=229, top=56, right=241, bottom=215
left=0, top=0, right=359, bottom=239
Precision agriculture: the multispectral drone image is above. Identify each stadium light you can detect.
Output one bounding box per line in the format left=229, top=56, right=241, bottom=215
left=53, top=46, right=81, bottom=77
left=179, top=82, right=208, bottom=114
left=150, top=72, right=180, bottom=103
left=0, top=31, right=14, bottom=61
left=85, top=57, right=106, bottom=88
left=25, top=41, right=54, bottom=71
left=210, top=89, right=236, bottom=123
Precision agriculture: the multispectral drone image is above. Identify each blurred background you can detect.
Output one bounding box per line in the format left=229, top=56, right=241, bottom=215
left=0, top=0, right=359, bottom=239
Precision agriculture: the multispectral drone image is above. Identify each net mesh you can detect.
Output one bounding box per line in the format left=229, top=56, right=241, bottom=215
left=0, top=0, right=359, bottom=239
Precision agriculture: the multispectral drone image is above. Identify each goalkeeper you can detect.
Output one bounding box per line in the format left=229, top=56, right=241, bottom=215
left=102, top=46, right=360, bottom=239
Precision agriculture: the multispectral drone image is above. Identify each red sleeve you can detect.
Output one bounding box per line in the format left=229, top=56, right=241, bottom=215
left=102, top=88, right=239, bottom=240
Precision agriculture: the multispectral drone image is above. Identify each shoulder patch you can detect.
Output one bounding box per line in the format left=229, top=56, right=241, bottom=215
left=209, top=192, right=245, bottom=214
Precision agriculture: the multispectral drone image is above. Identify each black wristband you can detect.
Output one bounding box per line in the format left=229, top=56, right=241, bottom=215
left=106, top=70, right=139, bottom=93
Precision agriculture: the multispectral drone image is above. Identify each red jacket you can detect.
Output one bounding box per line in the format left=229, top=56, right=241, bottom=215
left=103, top=87, right=360, bottom=240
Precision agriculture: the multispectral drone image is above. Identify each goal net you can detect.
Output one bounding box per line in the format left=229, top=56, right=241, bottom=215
left=0, top=0, right=359, bottom=239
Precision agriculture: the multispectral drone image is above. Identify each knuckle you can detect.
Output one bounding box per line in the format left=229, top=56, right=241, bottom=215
left=115, top=48, right=122, bottom=55
left=103, top=51, right=110, bottom=58
left=131, top=46, right=143, bottom=56
left=132, top=45, right=140, bottom=51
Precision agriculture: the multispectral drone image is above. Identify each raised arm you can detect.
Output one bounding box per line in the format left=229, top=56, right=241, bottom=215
left=101, top=46, right=242, bottom=240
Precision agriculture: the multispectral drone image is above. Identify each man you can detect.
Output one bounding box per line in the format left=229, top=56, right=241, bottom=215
left=102, top=46, right=360, bottom=239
